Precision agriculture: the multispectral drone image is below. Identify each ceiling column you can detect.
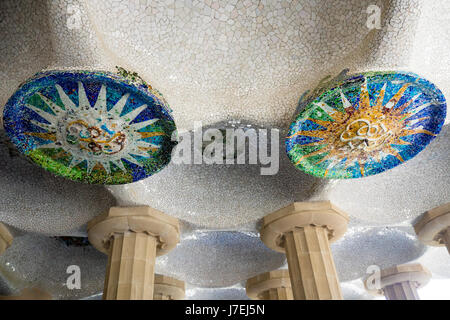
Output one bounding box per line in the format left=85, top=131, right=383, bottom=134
left=259, top=201, right=349, bottom=300
left=246, top=269, right=293, bottom=300
left=365, top=263, right=431, bottom=300
left=415, top=203, right=450, bottom=255
left=88, top=206, right=180, bottom=300
left=153, top=274, right=185, bottom=300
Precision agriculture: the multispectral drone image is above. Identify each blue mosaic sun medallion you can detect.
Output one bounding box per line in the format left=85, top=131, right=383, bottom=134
left=286, top=71, right=447, bottom=179
left=3, top=70, right=177, bottom=184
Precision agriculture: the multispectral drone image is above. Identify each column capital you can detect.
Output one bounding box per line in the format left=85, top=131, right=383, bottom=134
left=0, top=223, right=13, bottom=255
left=246, top=269, right=292, bottom=300
left=414, top=203, right=450, bottom=247
left=154, top=274, right=185, bottom=300
left=260, top=201, right=349, bottom=252
left=365, top=263, right=431, bottom=296
left=88, top=206, right=180, bottom=256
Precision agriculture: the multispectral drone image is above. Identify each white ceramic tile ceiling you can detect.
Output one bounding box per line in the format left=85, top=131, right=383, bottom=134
left=0, top=0, right=449, bottom=299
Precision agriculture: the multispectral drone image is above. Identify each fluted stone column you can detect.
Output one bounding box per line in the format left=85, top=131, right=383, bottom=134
left=365, top=263, right=431, bottom=300
left=104, top=231, right=157, bottom=299
left=246, top=269, right=293, bottom=300
left=88, top=206, right=180, bottom=300
left=0, top=223, right=13, bottom=255
left=414, top=203, right=450, bottom=254
left=154, top=274, right=185, bottom=300
left=260, top=201, right=349, bottom=300
left=383, top=282, right=420, bottom=300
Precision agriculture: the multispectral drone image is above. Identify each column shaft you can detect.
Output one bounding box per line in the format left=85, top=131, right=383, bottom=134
left=284, top=226, right=342, bottom=300
left=259, top=288, right=293, bottom=300
left=383, top=281, right=420, bottom=300
left=104, top=231, right=157, bottom=300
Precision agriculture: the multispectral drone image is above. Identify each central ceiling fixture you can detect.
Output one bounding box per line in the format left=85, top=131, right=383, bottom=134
left=286, top=71, right=446, bottom=179
left=3, top=68, right=177, bottom=184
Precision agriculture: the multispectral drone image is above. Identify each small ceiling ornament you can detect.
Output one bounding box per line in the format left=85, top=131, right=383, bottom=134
left=286, top=70, right=446, bottom=179
left=3, top=68, right=177, bottom=184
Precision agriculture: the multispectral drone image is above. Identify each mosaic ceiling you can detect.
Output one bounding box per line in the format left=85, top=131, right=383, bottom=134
left=0, top=0, right=449, bottom=300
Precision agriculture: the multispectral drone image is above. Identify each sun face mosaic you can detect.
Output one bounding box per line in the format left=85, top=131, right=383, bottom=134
left=3, top=70, right=177, bottom=184
left=286, top=71, right=446, bottom=179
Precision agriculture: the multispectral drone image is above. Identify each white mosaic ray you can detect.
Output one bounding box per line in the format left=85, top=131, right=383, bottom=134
left=339, top=88, right=352, bottom=109
left=93, top=84, right=107, bottom=114
left=109, top=93, right=130, bottom=116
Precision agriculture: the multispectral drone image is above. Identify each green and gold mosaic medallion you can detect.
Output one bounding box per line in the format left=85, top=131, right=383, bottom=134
left=3, top=69, right=177, bottom=184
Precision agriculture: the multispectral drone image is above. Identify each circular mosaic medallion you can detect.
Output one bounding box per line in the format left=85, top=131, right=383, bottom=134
left=3, top=70, right=177, bottom=184
left=286, top=71, right=446, bottom=179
